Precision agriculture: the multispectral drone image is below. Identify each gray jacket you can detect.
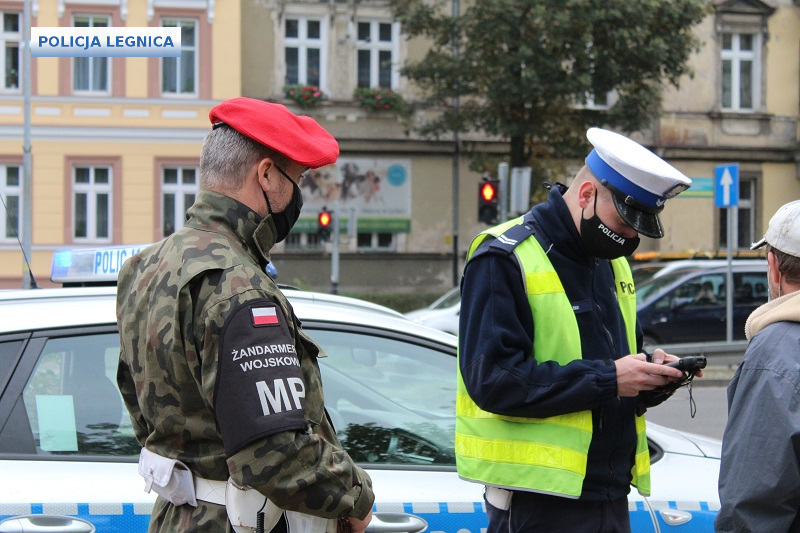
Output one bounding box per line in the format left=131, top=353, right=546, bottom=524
left=716, top=290, right=800, bottom=532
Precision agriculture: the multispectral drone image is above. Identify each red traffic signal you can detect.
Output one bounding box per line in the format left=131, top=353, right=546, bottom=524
left=318, top=210, right=332, bottom=228
left=480, top=182, right=497, bottom=203
left=478, top=180, right=499, bottom=224
left=317, top=208, right=332, bottom=241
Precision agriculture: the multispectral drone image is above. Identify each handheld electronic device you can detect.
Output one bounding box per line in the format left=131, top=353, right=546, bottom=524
left=664, top=355, right=707, bottom=375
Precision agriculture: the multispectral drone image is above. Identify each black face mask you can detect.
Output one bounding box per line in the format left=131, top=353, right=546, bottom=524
left=580, top=194, right=640, bottom=259
left=263, top=167, right=304, bottom=243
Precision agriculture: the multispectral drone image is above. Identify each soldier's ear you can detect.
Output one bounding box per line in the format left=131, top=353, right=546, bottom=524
left=257, top=158, right=274, bottom=188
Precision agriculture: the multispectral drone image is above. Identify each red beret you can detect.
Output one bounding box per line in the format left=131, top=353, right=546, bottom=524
left=208, top=97, right=339, bottom=169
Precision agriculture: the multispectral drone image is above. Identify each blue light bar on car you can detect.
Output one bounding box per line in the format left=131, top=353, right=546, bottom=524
left=50, top=244, right=149, bottom=284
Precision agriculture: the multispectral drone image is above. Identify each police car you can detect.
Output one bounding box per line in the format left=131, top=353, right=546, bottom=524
left=0, top=248, right=721, bottom=532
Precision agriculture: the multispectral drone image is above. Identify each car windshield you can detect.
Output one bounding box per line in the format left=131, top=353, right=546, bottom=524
left=430, top=287, right=460, bottom=310
left=636, top=271, right=689, bottom=304
left=632, top=264, right=666, bottom=286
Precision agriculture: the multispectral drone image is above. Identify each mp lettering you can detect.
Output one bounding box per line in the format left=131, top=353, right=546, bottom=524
left=255, top=377, right=305, bottom=415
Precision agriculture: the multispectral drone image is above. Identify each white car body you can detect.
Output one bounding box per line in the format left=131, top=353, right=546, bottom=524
left=0, top=283, right=720, bottom=533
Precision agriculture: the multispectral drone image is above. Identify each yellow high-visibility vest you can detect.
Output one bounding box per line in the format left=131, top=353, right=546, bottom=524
left=455, top=216, right=650, bottom=497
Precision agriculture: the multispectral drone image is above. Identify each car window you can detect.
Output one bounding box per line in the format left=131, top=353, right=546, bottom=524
left=19, top=334, right=137, bottom=456
left=735, top=272, right=768, bottom=305
left=636, top=271, right=687, bottom=304
left=308, top=328, right=456, bottom=467
left=676, top=274, right=724, bottom=309
left=7, top=326, right=459, bottom=467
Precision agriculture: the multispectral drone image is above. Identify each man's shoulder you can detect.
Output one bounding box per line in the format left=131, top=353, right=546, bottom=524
left=156, top=229, right=248, bottom=280
left=119, top=230, right=249, bottom=302
left=744, top=323, right=800, bottom=386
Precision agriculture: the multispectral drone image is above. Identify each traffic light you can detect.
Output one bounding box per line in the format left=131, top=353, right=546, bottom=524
left=317, top=207, right=332, bottom=241
left=478, top=180, right=499, bottom=224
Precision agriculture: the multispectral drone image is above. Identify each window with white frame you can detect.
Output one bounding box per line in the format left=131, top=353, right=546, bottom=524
left=73, top=15, right=109, bottom=93
left=162, top=19, right=196, bottom=95
left=721, top=32, right=760, bottom=111
left=356, top=21, right=397, bottom=88
left=719, top=177, right=756, bottom=249
left=284, top=17, right=326, bottom=89
left=0, top=164, right=21, bottom=240
left=162, top=166, right=198, bottom=237
left=73, top=166, right=112, bottom=241
left=0, top=12, right=20, bottom=90
left=357, top=232, right=395, bottom=251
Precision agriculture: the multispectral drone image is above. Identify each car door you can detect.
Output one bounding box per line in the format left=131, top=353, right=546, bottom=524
left=304, top=324, right=485, bottom=532
left=0, top=327, right=152, bottom=533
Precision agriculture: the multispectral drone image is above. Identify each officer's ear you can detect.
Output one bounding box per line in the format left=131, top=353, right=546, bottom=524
left=577, top=180, right=598, bottom=209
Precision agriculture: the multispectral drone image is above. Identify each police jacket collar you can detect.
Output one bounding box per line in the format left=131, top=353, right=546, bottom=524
left=532, top=185, right=590, bottom=264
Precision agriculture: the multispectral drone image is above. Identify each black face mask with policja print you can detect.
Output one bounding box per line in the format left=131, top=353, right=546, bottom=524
left=580, top=193, right=640, bottom=259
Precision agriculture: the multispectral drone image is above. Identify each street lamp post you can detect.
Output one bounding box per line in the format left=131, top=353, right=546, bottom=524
left=450, top=0, right=460, bottom=287
left=22, top=0, right=33, bottom=289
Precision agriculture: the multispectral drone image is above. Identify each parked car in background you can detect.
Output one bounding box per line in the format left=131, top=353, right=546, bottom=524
left=637, top=262, right=768, bottom=346
left=0, top=247, right=722, bottom=533
left=631, top=258, right=766, bottom=287
left=632, top=261, right=671, bottom=286
left=405, top=286, right=460, bottom=335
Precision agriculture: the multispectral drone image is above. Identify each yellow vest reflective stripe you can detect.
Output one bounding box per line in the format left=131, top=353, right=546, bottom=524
left=610, top=258, right=651, bottom=494
left=455, top=216, right=651, bottom=497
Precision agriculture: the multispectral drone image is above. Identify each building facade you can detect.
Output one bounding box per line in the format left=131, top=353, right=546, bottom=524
left=0, top=0, right=797, bottom=291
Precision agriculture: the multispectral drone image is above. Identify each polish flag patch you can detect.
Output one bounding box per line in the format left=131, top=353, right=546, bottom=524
left=251, top=306, right=279, bottom=326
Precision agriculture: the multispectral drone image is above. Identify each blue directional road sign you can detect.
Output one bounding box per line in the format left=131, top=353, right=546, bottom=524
left=714, top=163, right=739, bottom=208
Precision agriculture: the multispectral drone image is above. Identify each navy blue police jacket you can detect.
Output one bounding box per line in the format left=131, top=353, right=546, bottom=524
left=459, top=184, right=643, bottom=501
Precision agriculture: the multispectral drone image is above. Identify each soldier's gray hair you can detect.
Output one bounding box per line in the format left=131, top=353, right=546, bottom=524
left=199, top=125, right=288, bottom=191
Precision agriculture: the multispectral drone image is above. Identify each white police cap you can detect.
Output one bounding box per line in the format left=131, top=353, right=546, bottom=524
left=586, top=127, right=692, bottom=239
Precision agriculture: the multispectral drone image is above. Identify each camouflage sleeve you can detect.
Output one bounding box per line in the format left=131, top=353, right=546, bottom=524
left=116, top=347, right=148, bottom=445
left=198, top=285, right=374, bottom=520
left=227, top=421, right=374, bottom=520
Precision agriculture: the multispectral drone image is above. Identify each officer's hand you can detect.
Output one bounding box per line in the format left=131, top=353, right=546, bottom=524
left=348, top=509, right=372, bottom=533
left=650, top=348, right=704, bottom=379
left=614, top=353, right=685, bottom=397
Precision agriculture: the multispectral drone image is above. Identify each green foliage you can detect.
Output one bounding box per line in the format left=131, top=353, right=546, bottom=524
left=283, top=84, right=327, bottom=109
left=389, top=0, right=711, bottom=169
left=353, top=87, right=406, bottom=113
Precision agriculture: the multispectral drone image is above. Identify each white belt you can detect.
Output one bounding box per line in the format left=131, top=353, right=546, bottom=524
left=485, top=486, right=513, bottom=511
left=194, top=476, right=227, bottom=506
left=193, top=476, right=330, bottom=533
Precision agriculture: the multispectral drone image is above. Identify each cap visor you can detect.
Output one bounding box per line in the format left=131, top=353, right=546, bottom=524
left=611, top=194, right=663, bottom=239
left=750, top=237, right=767, bottom=250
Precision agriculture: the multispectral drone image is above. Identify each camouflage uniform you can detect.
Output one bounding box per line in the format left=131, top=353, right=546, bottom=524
left=117, top=190, right=374, bottom=532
